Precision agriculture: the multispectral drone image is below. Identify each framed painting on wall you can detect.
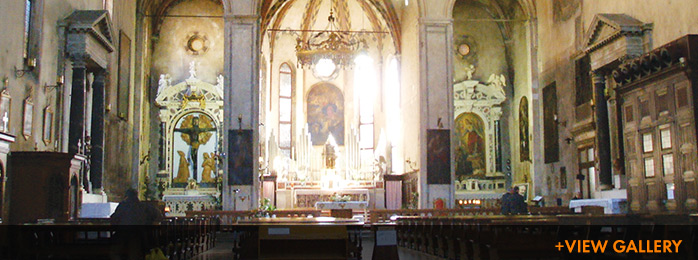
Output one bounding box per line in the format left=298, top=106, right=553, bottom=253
left=117, top=30, right=131, bottom=120
left=22, top=97, right=33, bottom=139
left=43, top=106, right=53, bottom=145
left=427, top=129, right=451, bottom=184
left=229, top=129, right=253, bottom=185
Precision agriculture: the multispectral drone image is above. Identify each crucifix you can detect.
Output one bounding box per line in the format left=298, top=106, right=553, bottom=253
left=174, top=116, right=217, bottom=180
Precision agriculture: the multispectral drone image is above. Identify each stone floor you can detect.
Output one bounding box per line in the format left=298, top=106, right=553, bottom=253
left=190, top=231, right=445, bottom=260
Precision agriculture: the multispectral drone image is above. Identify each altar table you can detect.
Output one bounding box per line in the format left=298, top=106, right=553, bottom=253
left=568, top=198, right=628, bottom=214
left=315, top=201, right=369, bottom=210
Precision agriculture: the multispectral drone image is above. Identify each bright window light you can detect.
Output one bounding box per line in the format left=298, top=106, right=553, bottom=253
left=314, top=58, right=336, bottom=78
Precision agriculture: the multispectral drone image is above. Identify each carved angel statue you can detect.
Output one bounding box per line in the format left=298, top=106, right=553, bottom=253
left=464, top=64, right=476, bottom=80
left=189, top=61, right=198, bottom=79
left=487, top=74, right=507, bottom=98
left=157, top=74, right=171, bottom=96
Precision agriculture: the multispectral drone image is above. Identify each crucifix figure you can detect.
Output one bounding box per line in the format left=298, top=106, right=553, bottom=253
left=174, top=115, right=217, bottom=181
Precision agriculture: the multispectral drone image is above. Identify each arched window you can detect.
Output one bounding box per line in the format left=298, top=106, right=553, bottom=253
left=279, top=63, right=293, bottom=157
left=355, top=55, right=375, bottom=164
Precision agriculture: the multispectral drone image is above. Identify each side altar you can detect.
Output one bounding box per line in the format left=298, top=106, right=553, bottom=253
left=155, top=63, right=223, bottom=216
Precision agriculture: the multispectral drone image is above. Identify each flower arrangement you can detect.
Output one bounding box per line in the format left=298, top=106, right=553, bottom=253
left=331, top=193, right=351, bottom=202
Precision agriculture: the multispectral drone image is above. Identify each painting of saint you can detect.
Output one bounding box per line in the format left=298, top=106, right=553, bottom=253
left=519, top=96, right=530, bottom=162
left=455, top=113, right=486, bottom=179
left=229, top=129, right=253, bottom=185
left=307, top=83, right=344, bottom=145
left=427, top=129, right=451, bottom=184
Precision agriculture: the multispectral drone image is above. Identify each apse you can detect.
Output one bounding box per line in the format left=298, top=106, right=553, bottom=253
left=259, top=0, right=401, bottom=209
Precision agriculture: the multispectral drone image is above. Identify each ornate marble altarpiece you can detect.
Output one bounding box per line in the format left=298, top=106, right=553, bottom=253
left=155, top=63, right=224, bottom=199
left=453, top=74, right=507, bottom=196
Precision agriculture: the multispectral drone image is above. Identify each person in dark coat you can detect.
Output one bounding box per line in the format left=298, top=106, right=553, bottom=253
left=501, top=189, right=513, bottom=215
left=110, top=188, right=163, bottom=225
left=110, top=188, right=164, bottom=259
left=501, top=186, right=528, bottom=215
left=511, top=186, right=529, bottom=215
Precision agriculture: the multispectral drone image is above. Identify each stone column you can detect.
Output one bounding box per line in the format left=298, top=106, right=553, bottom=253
left=89, top=70, right=106, bottom=192
left=592, top=71, right=613, bottom=189
left=223, top=11, right=260, bottom=211
left=419, top=18, right=454, bottom=208
left=68, top=56, right=87, bottom=155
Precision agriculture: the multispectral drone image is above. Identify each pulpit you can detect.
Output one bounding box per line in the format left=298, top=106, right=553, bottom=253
left=7, top=152, right=84, bottom=224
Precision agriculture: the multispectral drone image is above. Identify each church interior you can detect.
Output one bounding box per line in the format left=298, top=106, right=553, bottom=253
left=1, top=0, right=698, bottom=259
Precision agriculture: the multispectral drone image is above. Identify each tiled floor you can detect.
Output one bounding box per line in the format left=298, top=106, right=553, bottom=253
left=191, top=231, right=445, bottom=260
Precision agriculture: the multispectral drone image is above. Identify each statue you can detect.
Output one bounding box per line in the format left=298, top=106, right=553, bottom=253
left=174, top=150, right=190, bottom=183
left=189, top=61, right=198, bottom=79
left=174, top=115, right=217, bottom=180
left=323, top=139, right=337, bottom=169
left=201, top=152, right=216, bottom=183
left=464, top=64, right=475, bottom=80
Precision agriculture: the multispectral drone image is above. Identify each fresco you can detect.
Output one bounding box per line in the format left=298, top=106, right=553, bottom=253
left=307, top=83, right=344, bottom=145
left=455, top=113, right=486, bottom=179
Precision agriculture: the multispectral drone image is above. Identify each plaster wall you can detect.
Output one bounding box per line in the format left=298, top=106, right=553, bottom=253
left=151, top=0, right=224, bottom=84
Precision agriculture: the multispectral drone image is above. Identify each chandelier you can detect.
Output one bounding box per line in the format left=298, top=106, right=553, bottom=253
left=295, top=10, right=366, bottom=78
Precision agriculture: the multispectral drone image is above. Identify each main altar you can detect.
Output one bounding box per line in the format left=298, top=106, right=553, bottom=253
left=263, top=125, right=385, bottom=210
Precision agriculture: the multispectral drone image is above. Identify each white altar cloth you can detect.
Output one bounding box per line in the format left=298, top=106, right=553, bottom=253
left=568, top=198, right=627, bottom=214
left=315, top=201, right=369, bottom=210
left=80, top=203, right=119, bottom=218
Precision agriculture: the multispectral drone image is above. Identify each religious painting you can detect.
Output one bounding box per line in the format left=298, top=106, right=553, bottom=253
left=560, top=167, right=568, bottom=189
left=519, top=96, right=530, bottom=162
left=427, top=129, right=451, bottom=184
left=117, top=31, right=131, bottom=120
left=172, top=112, right=218, bottom=187
left=0, top=89, right=11, bottom=133
left=22, top=97, right=33, bottom=139
left=543, top=83, right=559, bottom=163
left=43, top=106, right=53, bottom=145
left=455, top=113, right=486, bottom=180
left=307, top=83, right=344, bottom=145
left=229, top=129, right=253, bottom=185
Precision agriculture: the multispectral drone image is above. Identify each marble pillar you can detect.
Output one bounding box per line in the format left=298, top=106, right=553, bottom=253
left=593, top=71, right=613, bottom=189
left=90, top=70, right=106, bottom=192
left=419, top=18, right=454, bottom=208
left=68, top=57, right=86, bottom=155
left=223, top=12, right=260, bottom=211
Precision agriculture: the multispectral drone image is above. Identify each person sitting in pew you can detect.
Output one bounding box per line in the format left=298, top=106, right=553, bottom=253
left=501, top=186, right=528, bottom=215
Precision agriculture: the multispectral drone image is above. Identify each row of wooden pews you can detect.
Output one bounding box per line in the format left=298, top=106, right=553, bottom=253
left=395, top=214, right=698, bottom=260
left=2, top=216, right=219, bottom=259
